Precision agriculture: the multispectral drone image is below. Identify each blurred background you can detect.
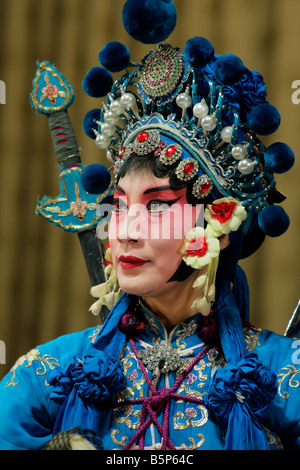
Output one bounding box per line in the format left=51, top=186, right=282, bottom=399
left=0, top=0, right=299, bottom=379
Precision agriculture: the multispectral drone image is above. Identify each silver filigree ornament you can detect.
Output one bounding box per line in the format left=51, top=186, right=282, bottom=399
left=132, top=130, right=161, bottom=155
left=137, top=341, right=185, bottom=374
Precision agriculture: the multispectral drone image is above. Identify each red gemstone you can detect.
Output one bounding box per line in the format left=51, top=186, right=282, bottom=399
left=199, top=181, right=211, bottom=194
left=119, top=146, right=126, bottom=158
left=165, top=145, right=176, bottom=157
left=183, top=162, right=195, bottom=174
left=137, top=131, right=149, bottom=143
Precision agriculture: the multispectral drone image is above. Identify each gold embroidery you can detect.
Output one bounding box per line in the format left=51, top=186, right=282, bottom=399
left=112, top=405, right=141, bottom=429
left=31, top=62, right=71, bottom=112
left=277, top=364, right=300, bottom=399
left=5, top=349, right=59, bottom=388
left=180, top=434, right=205, bottom=450
left=120, top=345, right=137, bottom=375
left=116, top=345, right=147, bottom=401
left=36, top=167, right=113, bottom=231
left=174, top=405, right=208, bottom=430
left=244, top=327, right=262, bottom=351
left=262, top=426, right=283, bottom=449
left=111, top=429, right=128, bottom=448
left=175, top=320, right=198, bottom=349
left=88, top=326, right=102, bottom=344
left=176, top=357, right=211, bottom=399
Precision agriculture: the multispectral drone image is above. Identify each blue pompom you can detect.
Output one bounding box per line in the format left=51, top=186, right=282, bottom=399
left=213, top=53, right=246, bottom=85
left=184, top=37, right=214, bottom=69
left=247, top=103, right=281, bottom=136
left=83, top=108, right=101, bottom=139
left=82, top=67, right=113, bottom=98
left=99, top=41, right=131, bottom=73
left=258, top=205, right=290, bottom=237
left=264, top=142, right=295, bottom=174
left=122, top=0, right=177, bottom=44
left=81, top=164, right=111, bottom=195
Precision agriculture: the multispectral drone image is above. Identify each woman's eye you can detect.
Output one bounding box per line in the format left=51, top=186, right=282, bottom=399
left=148, top=202, right=169, bottom=213
left=147, top=198, right=180, bottom=213
left=113, top=198, right=128, bottom=212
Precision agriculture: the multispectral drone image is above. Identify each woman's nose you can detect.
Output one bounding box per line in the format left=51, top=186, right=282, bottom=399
left=117, top=203, right=147, bottom=242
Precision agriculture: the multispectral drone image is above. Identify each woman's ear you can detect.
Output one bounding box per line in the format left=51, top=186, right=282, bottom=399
left=219, top=234, right=230, bottom=251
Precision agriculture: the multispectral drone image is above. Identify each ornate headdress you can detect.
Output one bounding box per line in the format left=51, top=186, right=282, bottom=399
left=81, top=4, right=294, bottom=256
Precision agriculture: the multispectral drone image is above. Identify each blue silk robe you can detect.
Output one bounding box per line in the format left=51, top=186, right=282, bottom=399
left=0, top=294, right=299, bottom=450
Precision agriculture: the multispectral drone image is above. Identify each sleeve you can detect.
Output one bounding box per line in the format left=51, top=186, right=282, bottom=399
left=251, top=329, right=300, bottom=449
left=0, top=327, right=100, bottom=450
left=0, top=348, right=60, bottom=449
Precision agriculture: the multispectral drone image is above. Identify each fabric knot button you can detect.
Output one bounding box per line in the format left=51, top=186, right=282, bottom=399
left=137, top=131, right=149, bottom=142
left=204, top=352, right=277, bottom=427
left=149, top=388, right=171, bottom=408
left=49, top=352, right=125, bottom=406
left=159, top=388, right=171, bottom=400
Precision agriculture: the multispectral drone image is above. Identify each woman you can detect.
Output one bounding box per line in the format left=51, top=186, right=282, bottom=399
left=0, top=129, right=298, bottom=450
left=0, top=2, right=298, bottom=448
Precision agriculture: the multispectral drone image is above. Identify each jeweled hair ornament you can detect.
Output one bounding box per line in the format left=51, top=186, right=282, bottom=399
left=82, top=12, right=293, bottom=251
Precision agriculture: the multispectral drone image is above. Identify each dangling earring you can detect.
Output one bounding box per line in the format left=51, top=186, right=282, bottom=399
left=181, top=197, right=247, bottom=316
left=89, top=244, right=122, bottom=317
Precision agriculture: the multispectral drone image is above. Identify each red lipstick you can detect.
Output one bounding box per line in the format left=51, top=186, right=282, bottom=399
left=119, top=255, right=147, bottom=269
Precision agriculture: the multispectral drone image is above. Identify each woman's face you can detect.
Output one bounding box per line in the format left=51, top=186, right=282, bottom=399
left=109, top=171, right=202, bottom=297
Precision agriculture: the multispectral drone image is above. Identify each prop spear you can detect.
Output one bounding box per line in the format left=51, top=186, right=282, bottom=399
left=30, top=61, right=112, bottom=323
left=285, top=300, right=300, bottom=338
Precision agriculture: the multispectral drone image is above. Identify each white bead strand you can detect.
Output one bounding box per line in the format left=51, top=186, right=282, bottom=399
left=176, top=87, right=192, bottom=118
left=231, top=144, right=248, bottom=160
left=201, top=114, right=217, bottom=132
left=238, top=158, right=255, bottom=174
left=120, top=91, right=140, bottom=120
left=193, top=98, right=209, bottom=126
left=95, top=133, right=111, bottom=149
left=220, top=125, right=234, bottom=143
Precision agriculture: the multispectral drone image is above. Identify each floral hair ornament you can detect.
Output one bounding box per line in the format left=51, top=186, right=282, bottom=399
left=89, top=244, right=122, bottom=317
left=181, top=197, right=247, bottom=315
left=204, top=197, right=247, bottom=237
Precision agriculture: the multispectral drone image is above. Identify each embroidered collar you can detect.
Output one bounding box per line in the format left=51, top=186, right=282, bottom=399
left=137, top=299, right=204, bottom=351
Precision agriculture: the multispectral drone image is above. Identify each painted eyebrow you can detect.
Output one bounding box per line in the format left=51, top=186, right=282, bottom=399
left=114, top=184, right=176, bottom=195
left=143, top=185, right=174, bottom=195
left=114, top=184, right=126, bottom=194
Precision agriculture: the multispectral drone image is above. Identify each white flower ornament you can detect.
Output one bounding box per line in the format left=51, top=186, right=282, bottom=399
left=204, top=197, right=247, bottom=237
left=181, top=226, right=220, bottom=270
